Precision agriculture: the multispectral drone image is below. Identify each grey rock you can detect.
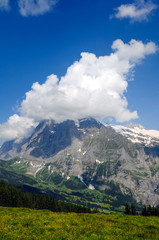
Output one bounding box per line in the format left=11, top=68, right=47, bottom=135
left=1, top=118, right=159, bottom=206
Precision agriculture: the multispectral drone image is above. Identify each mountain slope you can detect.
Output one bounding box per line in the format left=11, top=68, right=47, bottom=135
left=0, top=118, right=159, bottom=209
left=112, top=123, right=159, bottom=146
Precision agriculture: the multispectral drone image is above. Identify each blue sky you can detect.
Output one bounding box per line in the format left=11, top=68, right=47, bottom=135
left=0, top=0, right=159, bottom=141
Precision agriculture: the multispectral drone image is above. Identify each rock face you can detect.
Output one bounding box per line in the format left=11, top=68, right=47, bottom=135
left=1, top=118, right=159, bottom=206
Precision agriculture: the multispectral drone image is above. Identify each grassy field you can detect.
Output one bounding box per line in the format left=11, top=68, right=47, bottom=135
left=0, top=207, right=159, bottom=239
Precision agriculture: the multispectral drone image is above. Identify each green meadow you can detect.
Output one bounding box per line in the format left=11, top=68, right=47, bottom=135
left=0, top=207, right=159, bottom=239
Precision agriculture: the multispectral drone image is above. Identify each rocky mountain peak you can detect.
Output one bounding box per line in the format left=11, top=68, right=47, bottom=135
left=112, top=123, right=159, bottom=146
left=78, top=117, right=103, bottom=129
left=0, top=118, right=103, bottom=160
left=0, top=118, right=159, bottom=207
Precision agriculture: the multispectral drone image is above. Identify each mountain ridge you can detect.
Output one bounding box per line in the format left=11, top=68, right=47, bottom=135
left=0, top=118, right=159, bottom=209
left=112, top=123, right=159, bottom=146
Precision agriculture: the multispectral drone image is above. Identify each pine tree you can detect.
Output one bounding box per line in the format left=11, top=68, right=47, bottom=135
left=124, top=203, right=131, bottom=215
left=142, top=205, right=148, bottom=216
left=131, top=203, right=136, bottom=215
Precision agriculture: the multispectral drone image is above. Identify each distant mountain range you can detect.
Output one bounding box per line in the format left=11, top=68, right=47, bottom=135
left=112, top=123, right=159, bottom=146
left=0, top=118, right=159, bottom=211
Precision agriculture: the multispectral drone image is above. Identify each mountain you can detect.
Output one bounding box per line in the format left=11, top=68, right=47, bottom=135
left=0, top=118, right=159, bottom=211
left=112, top=123, right=159, bottom=146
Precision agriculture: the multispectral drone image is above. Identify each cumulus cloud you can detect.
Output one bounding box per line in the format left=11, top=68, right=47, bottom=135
left=0, top=39, right=157, bottom=141
left=113, top=0, right=157, bottom=22
left=0, top=0, right=10, bottom=11
left=0, top=115, right=37, bottom=141
left=18, top=0, right=57, bottom=16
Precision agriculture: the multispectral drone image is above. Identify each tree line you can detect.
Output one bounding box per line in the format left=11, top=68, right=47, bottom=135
left=125, top=202, right=159, bottom=216
left=0, top=180, right=91, bottom=213
left=141, top=205, right=159, bottom=216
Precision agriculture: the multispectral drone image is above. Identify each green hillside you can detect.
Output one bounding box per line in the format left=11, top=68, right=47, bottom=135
left=0, top=207, right=159, bottom=239
left=0, top=158, right=141, bottom=212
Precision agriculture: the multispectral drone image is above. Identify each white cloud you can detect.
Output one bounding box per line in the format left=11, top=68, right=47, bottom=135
left=0, top=39, right=157, bottom=141
left=0, top=115, right=37, bottom=141
left=113, top=0, right=157, bottom=22
left=0, top=0, right=10, bottom=11
left=18, top=0, right=57, bottom=16
left=112, top=39, right=157, bottom=62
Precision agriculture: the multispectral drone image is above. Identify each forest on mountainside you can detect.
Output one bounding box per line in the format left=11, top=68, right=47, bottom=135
left=0, top=180, right=91, bottom=213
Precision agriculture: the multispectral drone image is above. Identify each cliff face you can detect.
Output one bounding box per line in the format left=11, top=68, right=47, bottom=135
left=1, top=118, right=159, bottom=206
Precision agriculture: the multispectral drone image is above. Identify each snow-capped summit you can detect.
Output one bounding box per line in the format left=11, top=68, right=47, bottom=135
left=111, top=123, right=159, bottom=146
left=125, top=123, right=145, bottom=130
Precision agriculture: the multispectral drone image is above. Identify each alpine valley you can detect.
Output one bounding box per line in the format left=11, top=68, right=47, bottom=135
left=0, top=118, right=159, bottom=212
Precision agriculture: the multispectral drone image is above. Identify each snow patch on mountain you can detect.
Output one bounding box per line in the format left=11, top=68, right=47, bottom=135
left=111, top=123, right=159, bottom=146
